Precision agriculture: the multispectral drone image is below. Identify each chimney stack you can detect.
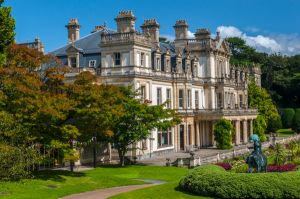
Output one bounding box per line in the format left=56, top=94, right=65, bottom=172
left=65, top=18, right=81, bottom=44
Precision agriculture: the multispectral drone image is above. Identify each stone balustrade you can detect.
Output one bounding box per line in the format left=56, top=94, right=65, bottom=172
left=100, top=31, right=152, bottom=46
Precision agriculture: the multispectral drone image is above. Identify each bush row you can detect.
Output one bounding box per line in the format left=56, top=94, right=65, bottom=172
left=179, top=165, right=300, bottom=199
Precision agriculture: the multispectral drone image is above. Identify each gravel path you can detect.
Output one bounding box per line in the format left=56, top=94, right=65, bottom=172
left=60, top=179, right=166, bottom=199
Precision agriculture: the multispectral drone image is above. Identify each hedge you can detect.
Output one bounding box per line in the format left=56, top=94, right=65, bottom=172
left=281, top=108, right=295, bottom=128
left=292, top=109, right=300, bottom=133
left=179, top=165, right=300, bottom=199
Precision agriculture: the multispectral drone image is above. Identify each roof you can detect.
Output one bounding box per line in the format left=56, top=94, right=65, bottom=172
left=50, top=28, right=114, bottom=56
left=159, top=42, right=176, bottom=56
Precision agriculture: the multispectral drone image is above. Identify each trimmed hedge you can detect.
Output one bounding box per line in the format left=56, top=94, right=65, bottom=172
left=179, top=165, right=300, bottom=199
left=292, top=109, right=300, bottom=133
left=281, top=108, right=295, bottom=128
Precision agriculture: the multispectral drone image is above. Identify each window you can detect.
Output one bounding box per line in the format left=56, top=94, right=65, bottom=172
left=178, top=61, right=182, bottom=72
left=179, top=89, right=184, bottom=108
left=195, top=91, right=199, bottom=109
left=140, top=85, right=146, bottom=101
left=239, top=95, right=243, bottom=108
left=114, top=52, right=121, bottom=66
left=157, top=129, right=172, bottom=148
left=70, top=57, right=77, bottom=68
left=156, top=58, right=160, bottom=71
left=166, top=88, right=171, bottom=108
left=217, top=93, right=222, bottom=108
left=166, top=59, right=170, bottom=71
left=141, top=52, right=145, bottom=66
left=89, top=60, right=96, bottom=68
left=187, top=90, right=191, bottom=108
left=157, top=88, right=162, bottom=105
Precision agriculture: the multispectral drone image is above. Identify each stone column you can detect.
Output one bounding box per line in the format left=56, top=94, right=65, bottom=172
left=190, top=124, right=194, bottom=146
left=235, top=120, right=241, bottom=145
left=250, top=119, right=253, bottom=135
left=243, top=120, right=248, bottom=143
left=211, top=121, right=216, bottom=147
left=196, top=121, right=200, bottom=147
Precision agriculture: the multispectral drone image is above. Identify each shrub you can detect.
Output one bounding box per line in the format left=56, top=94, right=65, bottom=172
left=267, top=116, right=282, bottom=132
left=214, top=119, right=233, bottom=149
left=281, top=108, right=295, bottom=128
left=179, top=165, right=300, bottom=199
left=292, top=108, right=300, bottom=133
left=253, top=115, right=267, bottom=142
left=231, top=160, right=248, bottom=173
left=267, top=164, right=296, bottom=172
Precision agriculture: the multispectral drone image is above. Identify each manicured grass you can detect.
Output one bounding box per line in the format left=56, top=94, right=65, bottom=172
left=276, top=128, right=295, bottom=138
left=0, top=166, right=208, bottom=199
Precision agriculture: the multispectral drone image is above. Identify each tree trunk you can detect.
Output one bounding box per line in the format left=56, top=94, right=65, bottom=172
left=70, top=140, right=74, bottom=172
left=117, top=148, right=126, bottom=167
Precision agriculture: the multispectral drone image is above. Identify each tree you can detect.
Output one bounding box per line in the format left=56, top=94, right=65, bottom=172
left=248, top=81, right=280, bottom=137
left=104, top=87, right=181, bottom=166
left=267, top=116, right=282, bottom=133
left=0, top=0, right=15, bottom=65
left=281, top=108, right=295, bottom=128
left=253, top=115, right=267, bottom=142
left=214, top=119, right=233, bottom=149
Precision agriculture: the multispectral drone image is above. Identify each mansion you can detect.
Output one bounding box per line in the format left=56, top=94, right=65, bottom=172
left=51, top=11, right=260, bottom=159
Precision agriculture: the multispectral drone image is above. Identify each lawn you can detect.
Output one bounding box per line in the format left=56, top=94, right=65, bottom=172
left=276, top=128, right=295, bottom=138
left=0, top=166, right=209, bottom=199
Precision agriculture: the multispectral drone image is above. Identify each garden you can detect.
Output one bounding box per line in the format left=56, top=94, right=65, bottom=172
left=179, top=139, right=300, bottom=199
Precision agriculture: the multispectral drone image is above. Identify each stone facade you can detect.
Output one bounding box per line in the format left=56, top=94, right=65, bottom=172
left=51, top=11, right=260, bottom=159
left=19, top=37, right=44, bottom=53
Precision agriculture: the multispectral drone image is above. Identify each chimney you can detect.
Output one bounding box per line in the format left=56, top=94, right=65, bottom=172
left=141, top=19, right=160, bottom=46
left=173, top=20, right=188, bottom=40
left=65, top=18, right=81, bottom=44
left=194, top=28, right=211, bottom=40
left=115, top=10, right=136, bottom=33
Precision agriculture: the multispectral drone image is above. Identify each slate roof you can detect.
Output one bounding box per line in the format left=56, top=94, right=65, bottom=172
left=50, top=28, right=114, bottom=56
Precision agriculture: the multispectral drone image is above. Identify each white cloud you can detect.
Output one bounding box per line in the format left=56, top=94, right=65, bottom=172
left=187, top=30, right=194, bottom=39
left=217, top=25, right=300, bottom=55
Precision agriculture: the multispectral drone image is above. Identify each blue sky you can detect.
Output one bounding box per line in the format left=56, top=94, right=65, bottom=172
left=5, top=0, right=300, bottom=55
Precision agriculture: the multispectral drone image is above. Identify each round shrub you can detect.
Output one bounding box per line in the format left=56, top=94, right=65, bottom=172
left=281, top=108, right=295, bottom=128
left=179, top=165, right=300, bottom=199
left=292, top=109, right=300, bottom=133
left=214, top=119, right=233, bottom=149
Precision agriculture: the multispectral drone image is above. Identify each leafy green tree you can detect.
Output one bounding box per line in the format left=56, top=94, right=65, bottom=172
left=281, top=108, right=295, bottom=128
left=0, top=0, right=15, bottom=65
left=267, top=116, right=282, bottom=133
left=292, top=109, right=300, bottom=133
left=213, top=119, right=233, bottom=149
left=253, top=115, right=267, bottom=142
left=248, top=81, right=280, bottom=138
left=104, top=87, right=181, bottom=166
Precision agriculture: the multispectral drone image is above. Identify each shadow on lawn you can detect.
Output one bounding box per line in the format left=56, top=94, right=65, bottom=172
left=33, top=170, right=86, bottom=182
left=174, top=185, right=200, bottom=197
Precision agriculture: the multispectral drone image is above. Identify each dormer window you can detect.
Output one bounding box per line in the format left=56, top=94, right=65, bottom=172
left=156, top=58, right=160, bottom=71
left=166, top=59, right=170, bottom=71
left=114, top=52, right=121, bottom=66
left=89, top=60, right=96, bottom=68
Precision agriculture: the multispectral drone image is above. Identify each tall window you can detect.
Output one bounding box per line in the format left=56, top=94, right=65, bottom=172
left=217, top=93, right=222, bottom=108
left=187, top=90, right=191, bottom=108
left=157, top=129, right=172, bottom=148
left=141, top=52, right=145, bottom=67
left=70, top=57, right=77, bottom=68
left=166, top=59, right=170, bottom=71
left=179, top=89, right=184, bottom=108
left=166, top=88, right=171, bottom=108
left=156, top=58, right=160, bottom=71
left=141, top=85, right=146, bottom=101
left=239, top=95, right=243, bottom=108
left=114, top=52, right=121, bottom=66
left=157, top=88, right=162, bottom=105
left=195, top=91, right=199, bottom=109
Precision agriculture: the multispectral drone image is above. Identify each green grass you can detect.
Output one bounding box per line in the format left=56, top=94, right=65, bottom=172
left=276, top=128, right=295, bottom=138
left=0, top=165, right=209, bottom=199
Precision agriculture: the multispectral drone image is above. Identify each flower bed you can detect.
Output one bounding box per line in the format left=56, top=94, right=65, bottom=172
left=267, top=164, right=296, bottom=172
left=215, top=162, right=232, bottom=170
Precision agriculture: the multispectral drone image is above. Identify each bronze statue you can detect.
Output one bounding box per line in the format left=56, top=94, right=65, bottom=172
left=246, top=134, right=267, bottom=172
